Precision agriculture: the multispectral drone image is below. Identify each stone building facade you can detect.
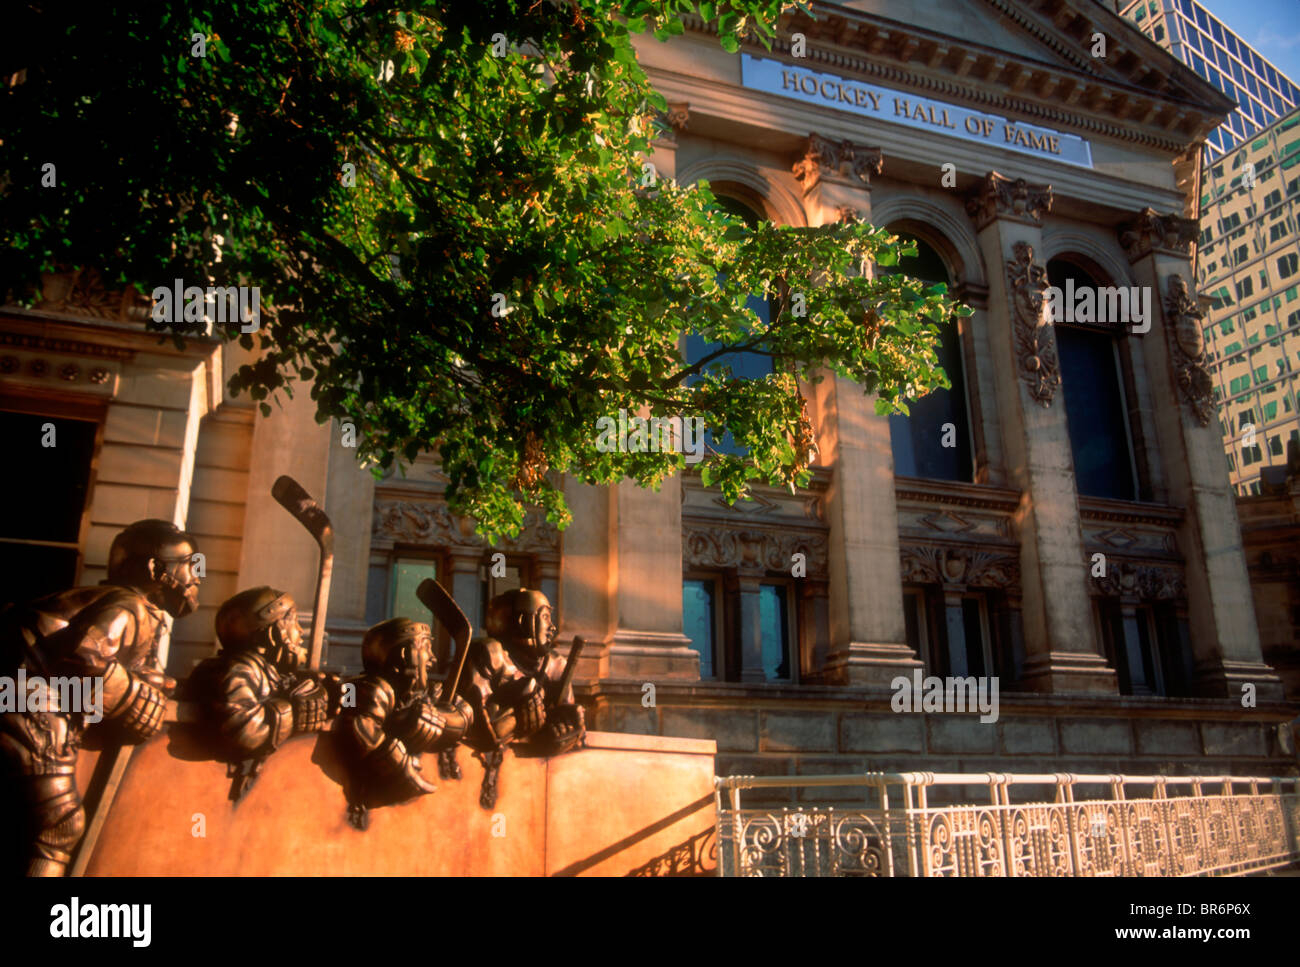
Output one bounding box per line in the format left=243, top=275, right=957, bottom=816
left=3, top=1, right=1297, bottom=794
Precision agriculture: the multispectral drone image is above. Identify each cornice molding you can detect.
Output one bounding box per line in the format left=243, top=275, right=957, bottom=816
left=893, top=476, right=1022, bottom=513
left=0, top=330, right=134, bottom=362
left=684, top=2, right=1227, bottom=155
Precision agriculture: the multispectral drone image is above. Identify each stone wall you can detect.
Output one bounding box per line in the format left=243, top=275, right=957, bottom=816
left=584, top=681, right=1299, bottom=804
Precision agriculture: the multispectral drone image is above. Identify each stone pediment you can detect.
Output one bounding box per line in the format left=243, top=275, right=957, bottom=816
left=695, top=0, right=1236, bottom=154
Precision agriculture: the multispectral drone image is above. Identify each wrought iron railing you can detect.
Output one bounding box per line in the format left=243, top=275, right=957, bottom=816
left=714, top=772, right=1300, bottom=877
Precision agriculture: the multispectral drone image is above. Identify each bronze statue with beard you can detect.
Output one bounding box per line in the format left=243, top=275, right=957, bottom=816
left=184, top=587, right=333, bottom=801
left=0, top=519, right=199, bottom=876
left=453, top=588, right=584, bottom=809
left=332, top=618, right=473, bottom=830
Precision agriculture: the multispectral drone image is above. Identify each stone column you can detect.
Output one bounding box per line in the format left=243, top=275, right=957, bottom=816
left=606, top=478, right=700, bottom=679
left=968, top=172, right=1115, bottom=693
left=556, top=478, right=613, bottom=680
left=796, top=135, right=922, bottom=686
left=1119, top=209, right=1283, bottom=699
left=235, top=383, right=332, bottom=654
left=734, top=570, right=766, bottom=683
left=320, top=422, right=375, bottom=670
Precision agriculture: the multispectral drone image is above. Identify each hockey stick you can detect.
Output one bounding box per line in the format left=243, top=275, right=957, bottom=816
left=415, top=578, right=472, bottom=699
left=271, top=475, right=334, bottom=670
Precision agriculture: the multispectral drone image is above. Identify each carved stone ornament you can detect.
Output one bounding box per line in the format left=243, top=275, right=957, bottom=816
left=899, top=544, right=1020, bottom=589
left=1005, top=242, right=1061, bottom=407
left=965, top=172, right=1053, bottom=231
left=372, top=498, right=560, bottom=552
left=1091, top=561, right=1186, bottom=600
left=32, top=267, right=152, bottom=322
left=792, top=134, right=883, bottom=191
left=653, top=102, right=690, bottom=144
left=683, top=524, right=828, bottom=578
left=1119, top=207, right=1198, bottom=262
left=1164, top=275, right=1215, bottom=427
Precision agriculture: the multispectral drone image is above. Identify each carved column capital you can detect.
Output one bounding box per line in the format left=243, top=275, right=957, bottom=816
left=1118, top=207, right=1198, bottom=262
left=792, top=133, right=883, bottom=192
left=1004, top=241, right=1061, bottom=407
left=1164, top=274, right=1215, bottom=427
left=654, top=102, right=690, bottom=145
left=965, top=171, right=1053, bottom=231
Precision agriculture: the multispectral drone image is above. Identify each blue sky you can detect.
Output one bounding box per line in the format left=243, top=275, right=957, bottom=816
left=1199, top=0, right=1300, bottom=87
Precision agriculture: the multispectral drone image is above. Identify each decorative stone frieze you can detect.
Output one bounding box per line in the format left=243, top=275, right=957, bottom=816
left=1091, top=561, right=1186, bottom=601
left=31, top=267, right=151, bottom=322
left=791, top=134, right=882, bottom=191
left=683, top=524, right=828, bottom=578
left=899, top=543, right=1020, bottom=589
left=1118, top=207, right=1198, bottom=262
left=1164, top=275, right=1215, bottom=427
left=371, top=498, right=560, bottom=552
left=1005, top=241, right=1061, bottom=407
left=965, top=171, right=1052, bottom=230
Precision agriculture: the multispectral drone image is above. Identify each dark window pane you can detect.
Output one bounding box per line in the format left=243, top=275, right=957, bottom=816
left=0, top=545, right=79, bottom=610
left=1055, top=326, right=1137, bottom=499
left=890, top=319, right=972, bottom=480
left=1047, top=262, right=1137, bottom=500
left=960, top=598, right=986, bottom=678
left=683, top=580, right=716, bottom=679
left=0, top=411, right=96, bottom=543
left=885, top=238, right=973, bottom=481
left=390, top=558, right=438, bottom=620
left=903, top=591, right=922, bottom=653
left=759, top=584, right=790, bottom=680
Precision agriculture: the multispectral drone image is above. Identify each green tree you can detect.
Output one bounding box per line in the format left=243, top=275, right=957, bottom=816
left=2, top=0, right=967, bottom=537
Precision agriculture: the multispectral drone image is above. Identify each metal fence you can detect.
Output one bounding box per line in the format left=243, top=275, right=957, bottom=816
left=714, top=772, right=1300, bottom=877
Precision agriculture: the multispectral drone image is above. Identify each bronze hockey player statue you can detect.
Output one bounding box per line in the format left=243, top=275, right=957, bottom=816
left=0, top=520, right=199, bottom=876
left=454, top=588, right=585, bottom=809
left=184, top=587, right=332, bottom=801
left=333, top=618, right=473, bottom=829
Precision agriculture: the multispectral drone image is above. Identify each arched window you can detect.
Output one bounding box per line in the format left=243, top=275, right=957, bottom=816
left=680, top=192, right=800, bottom=684
left=884, top=236, right=974, bottom=482
left=681, top=194, right=774, bottom=455
left=1048, top=259, right=1138, bottom=501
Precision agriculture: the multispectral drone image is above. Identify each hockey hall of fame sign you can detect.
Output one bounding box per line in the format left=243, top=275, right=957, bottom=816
left=742, top=54, right=1095, bottom=170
